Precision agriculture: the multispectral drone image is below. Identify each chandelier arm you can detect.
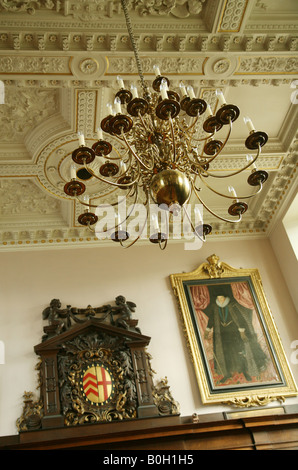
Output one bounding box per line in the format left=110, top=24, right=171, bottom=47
left=182, top=205, right=205, bottom=242
left=180, top=121, right=232, bottom=166
left=86, top=222, right=96, bottom=233
left=82, top=160, right=140, bottom=188
left=91, top=186, right=140, bottom=237
left=116, top=188, right=141, bottom=228
left=121, top=133, right=155, bottom=171
left=202, top=145, right=261, bottom=179
left=188, top=157, right=209, bottom=173
left=119, top=200, right=150, bottom=248
left=156, top=208, right=169, bottom=250
left=74, top=184, right=135, bottom=209
left=158, top=237, right=168, bottom=250
left=181, top=116, right=216, bottom=143
left=201, top=119, right=233, bottom=165
left=197, top=173, right=263, bottom=199
left=191, top=182, right=243, bottom=224
left=139, top=111, right=153, bottom=133
left=97, top=143, right=125, bottom=161
left=120, top=0, right=151, bottom=101
left=188, top=132, right=216, bottom=143
left=178, top=116, right=199, bottom=135
left=169, top=115, right=177, bottom=162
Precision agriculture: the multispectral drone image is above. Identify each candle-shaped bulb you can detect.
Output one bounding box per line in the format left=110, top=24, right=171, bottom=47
left=151, top=213, right=159, bottom=231
left=160, top=78, right=168, bottom=100
left=246, top=154, right=257, bottom=170
left=117, top=75, right=125, bottom=89
left=70, top=164, right=77, bottom=180
left=114, top=96, right=122, bottom=114
left=244, top=116, right=255, bottom=133
left=106, top=102, right=115, bottom=116
left=215, top=89, right=226, bottom=106
left=153, top=64, right=161, bottom=76
left=131, top=84, right=138, bottom=98
left=194, top=206, right=203, bottom=224
left=228, top=186, right=237, bottom=198
left=83, top=194, right=90, bottom=208
left=187, top=85, right=195, bottom=99
left=78, top=132, right=85, bottom=146
left=179, top=82, right=187, bottom=96
left=116, top=212, right=122, bottom=231
left=205, top=104, right=213, bottom=117
left=119, top=160, right=127, bottom=174
left=96, top=127, right=103, bottom=140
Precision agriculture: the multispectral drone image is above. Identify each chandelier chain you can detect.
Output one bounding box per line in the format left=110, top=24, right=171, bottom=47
left=120, top=0, right=150, bottom=101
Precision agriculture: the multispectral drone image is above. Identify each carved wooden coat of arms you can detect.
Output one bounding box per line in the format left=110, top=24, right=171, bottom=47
left=17, top=296, right=179, bottom=431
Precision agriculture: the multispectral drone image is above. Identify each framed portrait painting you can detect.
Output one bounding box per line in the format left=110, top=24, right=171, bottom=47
left=170, top=255, right=297, bottom=407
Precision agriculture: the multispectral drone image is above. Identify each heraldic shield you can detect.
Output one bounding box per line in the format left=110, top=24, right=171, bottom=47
left=17, top=296, right=179, bottom=431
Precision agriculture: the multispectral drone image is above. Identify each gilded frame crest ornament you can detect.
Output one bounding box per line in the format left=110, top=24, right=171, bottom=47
left=170, top=255, right=297, bottom=407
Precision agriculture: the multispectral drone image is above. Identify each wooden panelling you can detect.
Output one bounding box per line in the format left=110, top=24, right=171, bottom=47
left=1, top=412, right=298, bottom=450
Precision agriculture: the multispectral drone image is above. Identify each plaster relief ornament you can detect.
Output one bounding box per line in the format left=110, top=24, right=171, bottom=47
left=0, top=0, right=58, bottom=14
left=135, top=0, right=205, bottom=17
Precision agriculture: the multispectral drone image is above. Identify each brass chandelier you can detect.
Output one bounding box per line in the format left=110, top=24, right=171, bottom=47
left=63, top=0, right=268, bottom=249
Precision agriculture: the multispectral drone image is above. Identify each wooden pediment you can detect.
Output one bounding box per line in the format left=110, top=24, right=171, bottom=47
left=34, top=317, right=152, bottom=354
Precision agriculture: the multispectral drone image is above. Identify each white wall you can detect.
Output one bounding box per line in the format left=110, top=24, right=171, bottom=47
left=270, top=191, right=298, bottom=309
left=1, top=237, right=298, bottom=437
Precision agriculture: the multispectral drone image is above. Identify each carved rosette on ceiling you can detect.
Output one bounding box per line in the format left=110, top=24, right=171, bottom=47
left=16, top=296, right=179, bottom=432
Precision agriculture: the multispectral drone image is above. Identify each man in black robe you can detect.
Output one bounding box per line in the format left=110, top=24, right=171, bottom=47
left=203, top=284, right=268, bottom=384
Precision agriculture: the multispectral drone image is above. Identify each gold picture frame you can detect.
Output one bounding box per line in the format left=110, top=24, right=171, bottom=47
left=170, top=255, right=297, bottom=407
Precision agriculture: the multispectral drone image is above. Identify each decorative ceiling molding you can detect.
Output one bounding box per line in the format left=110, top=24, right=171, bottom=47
left=0, top=32, right=297, bottom=53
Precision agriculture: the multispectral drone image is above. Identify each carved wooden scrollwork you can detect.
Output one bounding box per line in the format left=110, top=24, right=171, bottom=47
left=58, top=332, right=138, bottom=426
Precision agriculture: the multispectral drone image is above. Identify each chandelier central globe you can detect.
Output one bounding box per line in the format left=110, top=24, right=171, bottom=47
left=150, top=169, right=191, bottom=211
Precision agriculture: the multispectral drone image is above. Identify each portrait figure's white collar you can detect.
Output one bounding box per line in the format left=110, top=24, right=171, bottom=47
left=216, top=297, right=230, bottom=308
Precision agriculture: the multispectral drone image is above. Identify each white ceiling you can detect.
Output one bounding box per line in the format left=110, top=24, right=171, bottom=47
left=0, top=0, right=297, bottom=250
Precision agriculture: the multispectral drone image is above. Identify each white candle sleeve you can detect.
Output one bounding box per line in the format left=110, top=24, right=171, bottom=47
left=216, top=90, right=226, bottom=106
left=151, top=214, right=159, bottom=231
left=160, top=80, right=168, bottom=100
left=246, top=154, right=257, bottom=169
left=97, top=128, right=103, bottom=140
left=187, top=86, right=195, bottom=99
left=117, top=213, right=122, bottom=230
left=83, top=194, right=89, bottom=207
left=78, top=132, right=85, bottom=146
left=228, top=186, right=237, bottom=198
left=179, top=82, right=187, bottom=96
left=194, top=206, right=203, bottom=223
left=117, top=75, right=125, bottom=89
left=70, top=165, right=77, bottom=180
left=114, top=97, right=122, bottom=114
left=244, top=116, right=255, bottom=132
left=131, top=84, right=138, bottom=98
left=206, top=105, right=212, bottom=117
left=153, top=64, right=161, bottom=76
left=119, top=161, right=127, bottom=173
left=107, top=103, right=114, bottom=115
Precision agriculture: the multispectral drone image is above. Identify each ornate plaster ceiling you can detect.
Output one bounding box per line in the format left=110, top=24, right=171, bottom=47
left=0, top=0, right=297, bottom=250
